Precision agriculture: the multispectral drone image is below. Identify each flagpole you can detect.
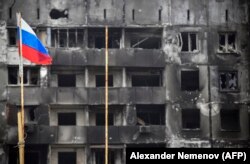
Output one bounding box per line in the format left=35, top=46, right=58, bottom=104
left=17, top=12, right=25, bottom=164
left=105, top=26, right=109, bottom=164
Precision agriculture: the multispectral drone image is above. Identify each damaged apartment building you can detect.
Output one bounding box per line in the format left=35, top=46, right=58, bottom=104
left=0, top=0, right=250, bottom=163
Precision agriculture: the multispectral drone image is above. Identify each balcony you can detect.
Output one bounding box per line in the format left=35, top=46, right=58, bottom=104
left=49, top=48, right=165, bottom=67
left=6, top=87, right=166, bottom=105
left=6, top=125, right=166, bottom=144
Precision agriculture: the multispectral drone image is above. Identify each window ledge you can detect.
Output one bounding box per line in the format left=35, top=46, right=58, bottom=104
left=182, top=128, right=200, bottom=131
left=180, top=51, right=200, bottom=54
left=220, top=129, right=241, bottom=132
left=216, top=52, right=240, bottom=56
left=7, top=84, right=40, bottom=87
left=219, top=90, right=240, bottom=93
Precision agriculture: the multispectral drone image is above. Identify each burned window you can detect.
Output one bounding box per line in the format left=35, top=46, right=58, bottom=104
left=126, top=28, right=162, bottom=49
left=58, top=152, right=76, bottom=164
left=96, top=113, right=114, bottom=126
left=132, top=75, right=161, bottom=87
left=8, top=66, right=39, bottom=85
left=25, top=106, right=36, bottom=122
left=181, top=32, right=198, bottom=52
left=93, top=149, right=115, bottom=164
left=58, top=74, right=76, bottom=87
left=96, top=75, right=113, bottom=87
left=219, top=33, right=236, bottom=53
left=51, top=28, right=84, bottom=47
left=58, top=113, right=76, bottom=125
left=181, top=70, right=199, bottom=91
left=8, top=28, right=17, bottom=46
left=219, top=71, right=238, bottom=91
left=182, top=109, right=200, bottom=129
left=88, top=28, right=121, bottom=49
left=136, top=105, right=165, bottom=125
left=220, top=109, right=240, bottom=131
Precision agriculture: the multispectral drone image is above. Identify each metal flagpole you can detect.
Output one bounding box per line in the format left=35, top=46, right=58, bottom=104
left=16, top=12, right=25, bottom=164
left=105, top=26, right=109, bottom=164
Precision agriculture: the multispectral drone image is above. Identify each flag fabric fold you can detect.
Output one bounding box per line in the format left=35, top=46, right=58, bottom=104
left=17, top=18, right=52, bottom=65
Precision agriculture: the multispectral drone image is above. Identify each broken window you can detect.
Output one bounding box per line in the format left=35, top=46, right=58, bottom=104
left=219, top=32, right=236, bottom=53
left=51, top=28, right=84, bottom=48
left=132, top=75, right=161, bottom=87
left=58, top=152, right=76, bottom=164
left=96, top=75, right=113, bottom=87
left=96, top=113, right=114, bottom=126
left=58, top=74, right=76, bottom=87
left=220, top=109, right=240, bottom=131
left=93, top=149, right=115, bottom=164
left=126, top=28, right=162, bottom=49
left=58, top=113, right=76, bottom=125
left=181, top=70, right=199, bottom=91
left=136, top=105, right=165, bottom=125
left=219, top=71, right=238, bottom=91
left=8, top=66, right=39, bottom=85
left=88, top=28, right=121, bottom=49
left=8, top=28, right=17, bottom=46
left=182, top=109, right=200, bottom=129
left=181, top=32, right=198, bottom=52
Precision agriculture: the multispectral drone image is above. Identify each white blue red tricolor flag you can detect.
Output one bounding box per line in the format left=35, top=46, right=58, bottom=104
left=17, top=17, right=52, bottom=65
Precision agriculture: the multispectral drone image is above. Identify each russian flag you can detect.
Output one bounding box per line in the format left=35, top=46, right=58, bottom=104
left=18, top=18, right=52, bottom=65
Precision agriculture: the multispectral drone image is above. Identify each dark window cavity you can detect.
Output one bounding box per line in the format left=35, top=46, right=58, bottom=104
left=158, top=9, right=162, bottom=21
left=27, top=106, right=36, bottom=122
left=94, top=149, right=115, bottom=164
left=220, top=109, right=240, bottom=131
left=58, top=113, right=76, bottom=125
left=187, top=9, right=190, bottom=21
left=225, top=9, right=228, bottom=22
left=8, top=67, right=39, bottom=85
left=8, top=28, right=17, bottom=46
left=51, top=28, right=84, bottom=47
left=58, top=152, right=76, bottom=164
left=181, top=32, right=198, bottom=52
left=136, top=105, right=165, bottom=125
left=132, top=75, right=161, bottom=87
left=181, top=70, right=199, bottom=91
left=104, top=9, right=107, bottom=20
left=219, top=71, right=238, bottom=91
left=88, top=28, right=121, bottom=49
left=96, top=113, right=114, bottom=126
left=96, top=75, right=113, bottom=87
left=132, top=9, right=135, bottom=21
left=37, top=8, right=40, bottom=19
left=219, top=32, right=236, bottom=53
left=182, top=109, right=200, bottom=129
left=25, top=152, right=40, bottom=164
left=58, top=74, right=76, bottom=87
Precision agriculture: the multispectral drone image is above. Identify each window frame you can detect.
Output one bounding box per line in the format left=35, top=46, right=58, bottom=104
left=218, top=32, right=237, bottom=54
left=181, top=32, right=199, bottom=52
left=51, top=28, right=85, bottom=48
left=8, top=66, right=40, bottom=86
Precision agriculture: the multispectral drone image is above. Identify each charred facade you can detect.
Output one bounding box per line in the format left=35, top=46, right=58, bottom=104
left=0, top=0, right=250, bottom=163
